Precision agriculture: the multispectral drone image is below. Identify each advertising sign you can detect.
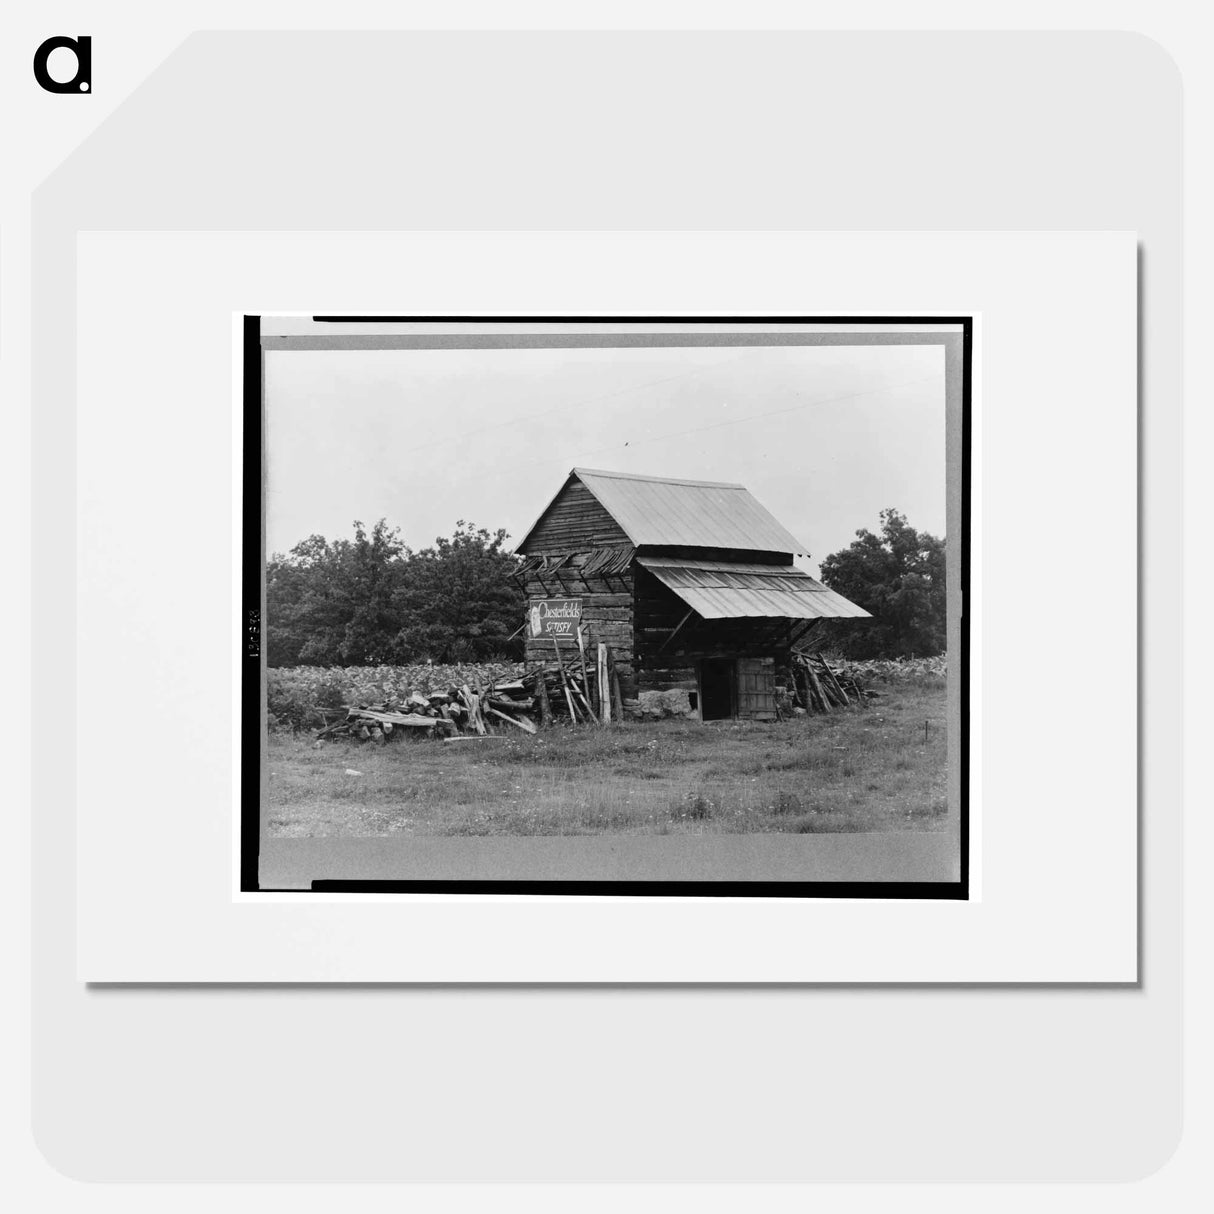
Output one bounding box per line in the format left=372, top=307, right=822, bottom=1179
left=528, top=598, right=582, bottom=640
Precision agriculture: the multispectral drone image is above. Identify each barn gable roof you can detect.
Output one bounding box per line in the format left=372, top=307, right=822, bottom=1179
left=515, top=468, right=812, bottom=556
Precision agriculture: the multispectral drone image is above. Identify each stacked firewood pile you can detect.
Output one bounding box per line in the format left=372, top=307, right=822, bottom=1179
left=314, top=631, right=625, bottom=744
left=315, top=680, right=539, bottom=744
left=789, top=650, right=873, bottom=714
left=518, top=630, right=624, bottom=727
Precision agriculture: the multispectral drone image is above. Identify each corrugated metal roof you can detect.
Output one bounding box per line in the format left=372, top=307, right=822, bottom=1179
left=572, top=468, right=812, bottom=555
left=637, top=556, right=871, bottom=621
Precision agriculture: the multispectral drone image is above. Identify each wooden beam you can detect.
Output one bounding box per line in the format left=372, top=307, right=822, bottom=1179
left=788, top=618, right=819, bottom=650
left=575, top=625, right=599, bottom=723
left=817, top=652, right=851, bottom=706
left=608, top=648, right=625, bottom=721
left=597, top=642, right=611, bottom=723
left=801, top=656, right=831, bottom=713
left=487, top=706, right=538, bottom=734
left=658, top=608, right=696, bottom=654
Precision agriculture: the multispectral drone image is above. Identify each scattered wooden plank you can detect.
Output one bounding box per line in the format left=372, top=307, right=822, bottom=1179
left=551, top=636, right=579, bottom=721
left=816, top=653, right=851, bottom=706
left=568, top=672, right=596, bottom=720
left=351, top=709, right=437, bottom=728
left=808, top=656, right=844, bottom=708
left=801, top=657, right=831, bottom=713
left=460, top=685, right=487, bottom=735
left=486, top=706, right=538, bottom=734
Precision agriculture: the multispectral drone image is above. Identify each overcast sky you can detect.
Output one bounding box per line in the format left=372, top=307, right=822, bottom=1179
left=264, top=341, right=945, bottom=578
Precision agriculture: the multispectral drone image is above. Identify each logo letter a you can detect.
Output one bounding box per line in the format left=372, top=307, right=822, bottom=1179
left=33, top=35, right=91, bottom=93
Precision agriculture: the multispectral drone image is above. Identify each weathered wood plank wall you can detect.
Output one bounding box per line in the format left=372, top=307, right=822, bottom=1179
left=519, top=480, right=630, bottom=553
left=521, top=555, right=637, bottom=699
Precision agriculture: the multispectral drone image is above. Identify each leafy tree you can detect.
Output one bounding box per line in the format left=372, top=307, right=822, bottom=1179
left=265, top=519, right=524, bottom=667
left=338, top=520, right=409, bottom=664
left=266, top=521, right=408, bottom=666
left=390, top=522, right=523, bottom=663
left=818, top=508, right=946, bottom=658
left=265, top=534, right=345, bottom=667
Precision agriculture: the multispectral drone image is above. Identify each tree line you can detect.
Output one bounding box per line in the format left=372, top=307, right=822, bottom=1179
left=265, top=521, right=525, bottom=667
left=265, top=508, right=946, bottom=667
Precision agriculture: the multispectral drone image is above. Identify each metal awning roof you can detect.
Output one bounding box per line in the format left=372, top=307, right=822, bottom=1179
left=637, top=557, right=872, bottom=621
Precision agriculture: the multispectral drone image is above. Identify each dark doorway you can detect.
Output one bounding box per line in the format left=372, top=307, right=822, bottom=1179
left=699, top=659, right=735, bottom=721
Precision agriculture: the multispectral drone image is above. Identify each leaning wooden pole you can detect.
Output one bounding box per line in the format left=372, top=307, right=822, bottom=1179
left=802, top=654, right=831, bottom=713
left=555, top=646, right=595, bottom=721
left=597, top=642, right=611, bottom=723
left=551, top=636, right=578, bottom=721
left=608, top=648, right=624, bottom=722
left=568, top=672, right=597, bottom=722
left=535, top=661, right=552, bottom=726
left=817, top=652, right=851, bottom=706
left=575, top=625, right=599, bottom=723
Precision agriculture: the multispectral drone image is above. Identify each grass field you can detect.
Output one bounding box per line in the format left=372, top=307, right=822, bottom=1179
left=266, top=676, right=949, bottom=837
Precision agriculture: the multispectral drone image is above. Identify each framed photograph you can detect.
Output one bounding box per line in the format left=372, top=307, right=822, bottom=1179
left=73, top=228, right=1135, bottom=981
left=246, top=317, right=969, bottom=896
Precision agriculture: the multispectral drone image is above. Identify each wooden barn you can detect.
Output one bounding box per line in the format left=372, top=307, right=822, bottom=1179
left=513, top=468, right=870, bottom=721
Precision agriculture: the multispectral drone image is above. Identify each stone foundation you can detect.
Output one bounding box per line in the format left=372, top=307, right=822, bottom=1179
left=635, top=689, right=698, bottom=720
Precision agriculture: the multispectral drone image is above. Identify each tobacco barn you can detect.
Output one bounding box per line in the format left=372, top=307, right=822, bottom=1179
left=513, top=468, right=870, bottom=721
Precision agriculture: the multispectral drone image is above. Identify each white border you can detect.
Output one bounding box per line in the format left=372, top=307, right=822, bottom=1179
left=76, top=230, right=1134, bottom=981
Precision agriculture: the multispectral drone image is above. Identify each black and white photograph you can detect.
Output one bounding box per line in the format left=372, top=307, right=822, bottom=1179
left=246, top=317, right=969, bottom=893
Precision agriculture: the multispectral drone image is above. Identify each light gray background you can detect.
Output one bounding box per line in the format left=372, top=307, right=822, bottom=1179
left=74, top=231, right=1134, bottom=981
left=31, top=31, right=1179, bottom=1182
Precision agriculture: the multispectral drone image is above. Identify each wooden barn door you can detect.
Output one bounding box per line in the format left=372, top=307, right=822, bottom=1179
left=735, top=657, right=777, bottom=721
